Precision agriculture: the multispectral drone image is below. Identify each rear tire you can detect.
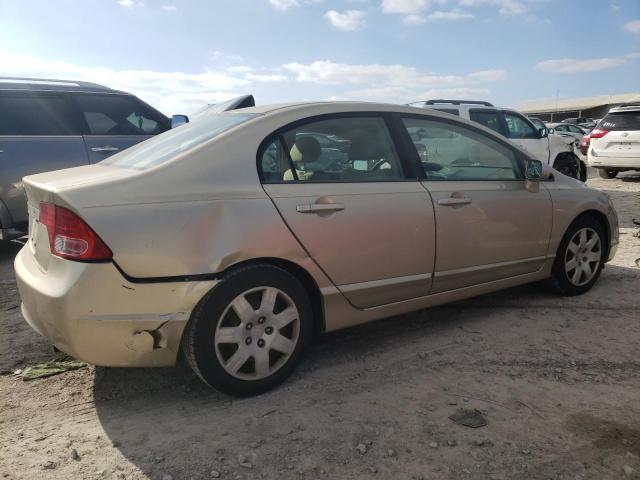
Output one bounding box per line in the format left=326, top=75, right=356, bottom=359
left=182, top=264, right=313, bottom=396
left=598, top=169, right=618, bottom=179
left=548, top=216, right=606, bottom=296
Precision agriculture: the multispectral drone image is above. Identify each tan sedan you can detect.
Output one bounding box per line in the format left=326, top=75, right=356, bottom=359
left=15, top=102, right=619, bottom=396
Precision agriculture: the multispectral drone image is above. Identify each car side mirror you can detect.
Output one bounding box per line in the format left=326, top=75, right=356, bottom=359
left=525, top=158, right=544, bottom=180
left=171, top=114, right=189, bottom=128
left=538, top=127, right=548, bottom=138
left=547, top=127, right=554, bottom=134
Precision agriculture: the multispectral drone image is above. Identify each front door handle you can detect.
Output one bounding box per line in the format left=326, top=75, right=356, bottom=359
left=438, top=197, right=472, bottom=206
left=91, top=146, right=120, bottom=153
left=296, top=203, right=345, bottom=213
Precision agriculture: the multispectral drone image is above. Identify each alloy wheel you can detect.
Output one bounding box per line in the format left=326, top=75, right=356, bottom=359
left=564, top=227, right=601, bottom=286
left=214, top=286, right=300, bottom=380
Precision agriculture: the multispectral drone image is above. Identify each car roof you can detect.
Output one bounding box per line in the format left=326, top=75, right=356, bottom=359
left=609, top=104, right=640, bottom=113
left=0, top=77, right=128, bottom=94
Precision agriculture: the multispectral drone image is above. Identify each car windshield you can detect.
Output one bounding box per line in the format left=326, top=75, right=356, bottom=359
left=599, top=111, right=640, bottom=131
left=102, top=112, right=258, bottom=169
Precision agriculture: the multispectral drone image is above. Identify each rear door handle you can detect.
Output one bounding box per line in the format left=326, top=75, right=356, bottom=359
left=91, top=146, right=119, bottom=153
left=296, top=203, right=345, bottom=213
left=438, top=197, right=472, bottom=206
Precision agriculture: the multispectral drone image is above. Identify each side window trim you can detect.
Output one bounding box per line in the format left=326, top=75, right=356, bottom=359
left=256, top=111, right=415, bottom=184
left=394, top=112, right=526, bottom=181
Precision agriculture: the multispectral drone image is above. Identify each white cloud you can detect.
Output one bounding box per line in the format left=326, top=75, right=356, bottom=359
left=118, top=0, right=144, bottom=7
left=161, top=4, right=177, bottom=11
left=427, top=9, right=473, bottom=20
left=282, top=60, right=505, bottom=102
left=324, top=10, right=366, bottom=30
left=268, top=0, right=323, bottom=10
left=0, top=51, right=290, bottom=114
left=624, top=20, right=640, bottom=34
left=535, top=54, right=637, bottom=74
left=459, top=0, right=529, bottom=16
left=269, top=0, right=299, bottom=10
left=381, top=0, right=429, bottom=14
left=611, top=4, right=620, bottom=12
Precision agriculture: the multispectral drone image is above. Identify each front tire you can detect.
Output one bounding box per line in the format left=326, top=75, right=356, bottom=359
left=182, top=264, right=313, bottom=396
left=554, top=155, right=580, bottom=179
left=597, top=169, right=618, bottom=179
left=548, top=216, right=606, bottom=296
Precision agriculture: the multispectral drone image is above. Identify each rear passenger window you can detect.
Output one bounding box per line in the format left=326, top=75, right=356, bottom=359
left=259, top=117, right=405, bottom=183
left=75, top=94, right=169, bottom=135
left=402, top=117, right=522, bottom=181
left=0, top=94, right=80, bottom=135
left=469, top=110, right=502, bottom=135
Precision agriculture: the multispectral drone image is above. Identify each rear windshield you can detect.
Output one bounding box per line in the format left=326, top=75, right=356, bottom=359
left=599, top=111, right=640, bottom=131
left=102, top=113, right=258, bottom=169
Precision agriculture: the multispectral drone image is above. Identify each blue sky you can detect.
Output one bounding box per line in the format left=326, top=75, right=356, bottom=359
left=1, top=0, right=639, bottom=114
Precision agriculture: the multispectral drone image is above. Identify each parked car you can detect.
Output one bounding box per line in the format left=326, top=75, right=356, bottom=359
left=579, top=133, right=591, bottom=156
left=588, top=105, right=640, bottom=178
left=0, top=77, right=188, bottom=241
left=547, top=122, right=587, bottom=141
left=562, top=117, right=597, bottom=130
left=410, top=100, right=586, bottom=181
left=15, top=101, right=619, bottom=396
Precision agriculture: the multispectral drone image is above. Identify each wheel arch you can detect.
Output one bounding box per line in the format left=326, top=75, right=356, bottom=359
left=572, top=209, right=611, bottom=257
left=216, top=257, right=326, bottom=336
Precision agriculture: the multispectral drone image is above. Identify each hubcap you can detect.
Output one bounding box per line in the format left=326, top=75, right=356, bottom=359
left=565, top=227, right=601, bottom=286
left=214, top=286, right=300, bottom=381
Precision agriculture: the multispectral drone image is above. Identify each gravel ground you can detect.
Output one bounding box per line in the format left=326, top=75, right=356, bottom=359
left=1, top=172, right=639, bottom=480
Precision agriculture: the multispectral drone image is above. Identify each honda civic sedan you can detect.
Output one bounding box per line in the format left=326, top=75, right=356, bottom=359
left=15, top=102, right=619, bottom=396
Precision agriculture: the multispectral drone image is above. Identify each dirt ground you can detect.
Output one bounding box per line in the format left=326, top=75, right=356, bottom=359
left=1, top=172, right=639, bottom=480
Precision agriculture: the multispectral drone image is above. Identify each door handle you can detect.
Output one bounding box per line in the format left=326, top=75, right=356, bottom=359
left=296, top=203, right=345, bottom=213
left=91, top=146, right=119, bottom=153
left=438, top=197, right=472, bottom=206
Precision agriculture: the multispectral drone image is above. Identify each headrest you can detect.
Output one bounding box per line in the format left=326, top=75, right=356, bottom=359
left=290, top=136, right=321, bottom=164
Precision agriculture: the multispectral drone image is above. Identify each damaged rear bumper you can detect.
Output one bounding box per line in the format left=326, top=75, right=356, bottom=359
left=14, top=246, right=217, bottom=367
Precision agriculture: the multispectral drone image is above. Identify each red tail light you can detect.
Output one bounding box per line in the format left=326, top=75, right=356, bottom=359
left=589, top=128, right=609, bottom=139
left=39, top=203, right=112, bottom=262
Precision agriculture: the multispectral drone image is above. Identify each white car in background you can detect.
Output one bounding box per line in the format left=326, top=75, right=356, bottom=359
left=588, top=105, right=640, bottom=178
left=411, top=100, right=586, bottom=181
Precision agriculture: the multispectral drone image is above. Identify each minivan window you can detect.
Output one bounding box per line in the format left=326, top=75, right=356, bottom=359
left=102, top=113, right=257, bottom=169
left=0, top=94, right=80, bottom=136
left=600, top=112, right=640, bottom=131
left=503, top=112, right=538, bottom=139
left=75, top=94, right=169, bottom=135
left=469, top=110, right=502, bottom=135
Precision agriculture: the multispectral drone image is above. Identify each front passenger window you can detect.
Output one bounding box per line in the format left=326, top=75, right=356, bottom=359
left=504, top=112, right=539, bottom=139
left=402, top=117, right=522, bottom=181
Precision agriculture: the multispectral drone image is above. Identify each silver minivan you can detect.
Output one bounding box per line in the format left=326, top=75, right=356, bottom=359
left=0, top=77, right=188, bottom=240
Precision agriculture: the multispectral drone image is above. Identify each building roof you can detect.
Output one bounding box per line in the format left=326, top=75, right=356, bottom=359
left=517, top=92, right=640, bottom=114
left=0, top=77, right=120, bottom=94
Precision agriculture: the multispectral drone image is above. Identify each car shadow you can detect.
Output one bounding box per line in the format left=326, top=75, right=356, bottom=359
left=93, top=260, right=640, bottom=478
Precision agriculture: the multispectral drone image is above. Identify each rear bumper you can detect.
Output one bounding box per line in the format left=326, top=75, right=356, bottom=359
left=14, top=245, right=217, bottom=367
left=588, top=152, right=640, bottom=169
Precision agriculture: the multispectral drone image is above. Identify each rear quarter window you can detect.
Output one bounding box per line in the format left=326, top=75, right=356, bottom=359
left=600, top=112, right=640, bottom=131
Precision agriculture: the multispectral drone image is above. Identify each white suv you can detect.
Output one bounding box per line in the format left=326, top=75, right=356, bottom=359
left=588, top=105, right=640, bottom=179
left=410, top=100, right=585, bottom=181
